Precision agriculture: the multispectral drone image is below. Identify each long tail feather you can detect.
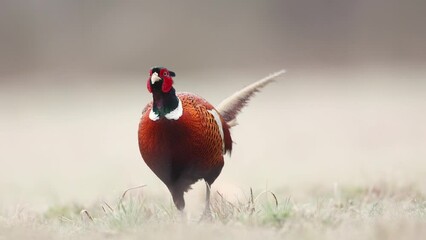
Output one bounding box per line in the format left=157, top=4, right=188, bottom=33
left=216, top=70, right=286, bottom=127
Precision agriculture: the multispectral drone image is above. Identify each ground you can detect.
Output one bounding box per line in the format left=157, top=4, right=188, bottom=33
left=1, top=182, right=425, bottom=240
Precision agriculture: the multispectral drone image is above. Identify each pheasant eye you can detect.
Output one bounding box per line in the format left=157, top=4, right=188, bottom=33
left=163, top=72, right=168, bottom=76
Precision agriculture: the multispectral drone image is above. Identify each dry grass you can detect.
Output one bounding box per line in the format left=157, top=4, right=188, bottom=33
left=1, top=182, right=425, bottom=240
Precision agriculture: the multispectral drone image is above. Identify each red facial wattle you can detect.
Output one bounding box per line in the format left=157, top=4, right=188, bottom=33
left=146, top=68, right=153, bottom=93
left=147, top=77, right=152, bottom=93
left=159, top=68, right=173, bottom=93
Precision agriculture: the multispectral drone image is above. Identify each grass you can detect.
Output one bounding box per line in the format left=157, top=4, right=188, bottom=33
left=1, top=182, right=425, bottom=239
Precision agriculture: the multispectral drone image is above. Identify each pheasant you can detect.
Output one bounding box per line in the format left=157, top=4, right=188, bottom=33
left=138, top=67, right=285, bottom=216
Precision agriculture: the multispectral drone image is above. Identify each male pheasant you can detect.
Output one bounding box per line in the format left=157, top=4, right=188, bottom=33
left=138, top=67, right=285, bottom=215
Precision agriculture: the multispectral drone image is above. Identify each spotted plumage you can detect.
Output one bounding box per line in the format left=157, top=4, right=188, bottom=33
left=138, top=67, right=285, bottom=214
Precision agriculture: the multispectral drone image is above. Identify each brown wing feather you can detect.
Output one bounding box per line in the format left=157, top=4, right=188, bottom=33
left=178, top=92, right=232, bottom=157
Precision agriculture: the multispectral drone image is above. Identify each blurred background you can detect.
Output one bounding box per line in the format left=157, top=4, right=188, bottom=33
left=0, top=0, right=425, bottom=211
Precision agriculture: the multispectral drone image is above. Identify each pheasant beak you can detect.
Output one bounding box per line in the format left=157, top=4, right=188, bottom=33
left=151, top=72, right=162, bottom=84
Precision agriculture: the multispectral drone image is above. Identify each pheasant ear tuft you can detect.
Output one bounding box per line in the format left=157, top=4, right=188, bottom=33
left=169, top=71, right=176, bottom=77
